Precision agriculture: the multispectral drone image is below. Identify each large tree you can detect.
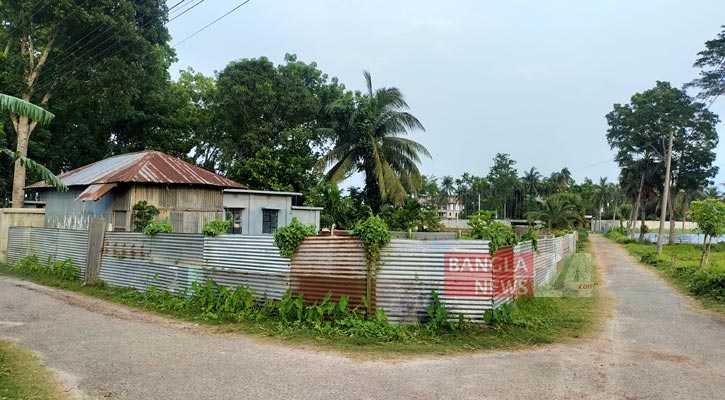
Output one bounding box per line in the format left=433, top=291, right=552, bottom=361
left=606, top=81, right=719, bottom=243
left=212, top=54, right=343, bottom=193
left=317, top=71, right=429, bottom=213
left=487, top=153, right=519, bottom=219
left=1, top=0, right=175, bottom=206
left=687, top=26, right=725, bottom=101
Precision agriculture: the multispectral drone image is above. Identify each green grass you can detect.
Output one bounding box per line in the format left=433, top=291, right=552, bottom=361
left=611, top=240, right=725, bottom=314
left=0, top=340, right=69, bottom=400
left=0, top=246, right=603, bottom=355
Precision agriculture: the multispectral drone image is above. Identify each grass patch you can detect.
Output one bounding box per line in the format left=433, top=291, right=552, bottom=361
left=0, top=242, right=601, bottom=355
left=0, top=340, right=70, bottom=400
left=610, top=240, right=725, bottom=314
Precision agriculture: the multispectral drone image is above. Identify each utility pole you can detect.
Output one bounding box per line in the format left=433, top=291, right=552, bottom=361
left=657, top=130, right=675, bottom=254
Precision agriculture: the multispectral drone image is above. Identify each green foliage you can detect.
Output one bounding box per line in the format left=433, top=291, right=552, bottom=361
left=483, top=303, right=514, bottom=325
left=202, top=219, right=231, bottom=237
left=604, top=229, right=631, bottom=244
left=688, top=199, right=725, bottom=238
left=351, top=215, right=391, bottom=267
left=133, top=201, right=160, bottom=232
left=527, top=194, right=583, bottom=230
left=380, top=197, right=442, bottom=233
left=468, top=210, right=517, bottom=253
left=424, top=291, right=461, bottom=334
left=274, top=217, right=317, bottom=258
left=688, top=199, right=725, bottom=267
left=11, top=255, right=79, bottom=281
left=143, top=219, right=174, bottom=235
left=318, top=71, right=429, bottom=213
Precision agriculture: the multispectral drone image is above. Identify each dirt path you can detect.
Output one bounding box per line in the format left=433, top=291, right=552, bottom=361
left=1, top=235, right=724, bottom=399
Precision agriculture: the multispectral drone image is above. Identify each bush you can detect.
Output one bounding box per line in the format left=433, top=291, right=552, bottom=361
left=12, top=255, right=79, bottom=281
left=202, top=219, right=231, bottom=237
left=468, top=210, right=516, bottom=253
left=351, top=215, right=391, bottom=267
left=132, top=201, right=160, bottom=232
left=274, top=217, right=317, bottom=258
left=144, top=219, right=174, bottom=235
left=640, top=252, right=666, bottom=268
left=604, top=229, right=630, bottom=244
left=689, top=271, right=725, bottom=301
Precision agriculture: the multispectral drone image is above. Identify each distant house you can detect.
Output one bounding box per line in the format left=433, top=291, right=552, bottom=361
left=27, top=151, right=244, bottom=233
left=27, top=150, right=322, bottom=234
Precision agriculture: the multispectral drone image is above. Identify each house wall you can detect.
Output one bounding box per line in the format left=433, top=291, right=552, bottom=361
left=42, top=188, right=114, bottom=230
left=0, top=208, right=45, bottom=262
left=291, top=206, right=321, bottom=229
left=39, top=185, right=226, bottom=234
left=127, top=185, right=225, bottom=234
left=223, top=192, right=293, bottom=235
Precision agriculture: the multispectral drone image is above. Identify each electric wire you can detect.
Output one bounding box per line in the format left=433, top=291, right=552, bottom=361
left=173, top=0, right=253, bottom=47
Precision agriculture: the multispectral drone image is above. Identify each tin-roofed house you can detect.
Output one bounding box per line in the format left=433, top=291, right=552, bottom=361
left=27, top=150, right=245, bottom=233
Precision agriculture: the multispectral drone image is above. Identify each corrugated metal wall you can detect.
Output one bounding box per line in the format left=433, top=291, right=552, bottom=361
left=290, top=236, right=367, bottom=304
left=378, top=239, right=492, bottom=323
left=203, top=235, right=291, bottom=298
left=6, top=227, right=88, bottom=278
left=6, top=227, right=575, bottom=324
left=6, top=227, right=32, bottom=264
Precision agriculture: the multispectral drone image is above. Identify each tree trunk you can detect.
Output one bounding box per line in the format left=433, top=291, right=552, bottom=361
left=668, top=195, right=676, bottom=245
left=656, top=130, right=674, bottom=254
left=639, top=206, right=646, bottom=242
left=630, top=175, right=645, bottom=240
left=11, top=115, right=31, bottom=208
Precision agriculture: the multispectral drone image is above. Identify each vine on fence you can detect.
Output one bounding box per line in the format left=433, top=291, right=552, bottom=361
left=274, top=217, right=317, bottom=258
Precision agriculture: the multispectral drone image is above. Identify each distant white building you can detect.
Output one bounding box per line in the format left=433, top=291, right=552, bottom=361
left=438, top=195, right=463, bottom=220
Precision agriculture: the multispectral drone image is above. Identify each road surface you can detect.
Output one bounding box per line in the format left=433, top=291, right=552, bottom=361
left=1, top=235, right=724, bottom=399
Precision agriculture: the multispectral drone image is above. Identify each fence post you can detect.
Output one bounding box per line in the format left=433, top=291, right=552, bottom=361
left=86, top=218, right=107, bottom=281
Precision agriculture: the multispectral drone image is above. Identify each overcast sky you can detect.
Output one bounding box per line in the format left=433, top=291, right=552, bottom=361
left=165, top=0, right=725, bottom=188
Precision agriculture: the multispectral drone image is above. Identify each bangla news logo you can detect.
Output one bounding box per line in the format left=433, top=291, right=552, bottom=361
left=443, top=251, right=534, bottom=298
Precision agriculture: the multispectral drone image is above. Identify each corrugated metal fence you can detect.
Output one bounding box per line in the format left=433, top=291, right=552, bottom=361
left=6, top=227, right=575, bottom=323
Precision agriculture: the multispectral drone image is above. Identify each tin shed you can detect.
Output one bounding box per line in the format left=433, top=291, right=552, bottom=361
left=27, top=151, right=245, bottom=233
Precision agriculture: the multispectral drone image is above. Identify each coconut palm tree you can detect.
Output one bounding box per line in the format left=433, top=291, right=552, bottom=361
left=0, top=94, right=66, bottom=195
left=527, top=195, right=583, bottom=230
left=317, top=71, right=430, bottom=213
left=521, top=167, right=541, bottom=198
left=593, top=177, right=610, bottom=230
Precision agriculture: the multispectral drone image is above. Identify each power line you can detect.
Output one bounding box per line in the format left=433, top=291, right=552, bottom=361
left=34, top=1, right=172, bottom=94
left=168, top=0, right=190, bottom=12
left=3, top=0, right=52, bottom=39
left=571, top=158, right=616, bottom=173
left=169, top=0, right=207, bottom=22
left=33, top=0, right=206, bottom=94
left=173, top=0, right=253, bottom=47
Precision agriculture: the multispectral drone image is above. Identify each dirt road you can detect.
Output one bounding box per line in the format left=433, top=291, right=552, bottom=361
left=1, top=235, right=724, bottom=399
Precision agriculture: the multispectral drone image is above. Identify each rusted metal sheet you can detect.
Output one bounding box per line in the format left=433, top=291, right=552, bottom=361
left=290, top=236, right=367, bottom=304
left=27, top=150, right=245, bottom=189
left=76, top=183, right=117, bottom=201
left=377, top=239, right=492, bottom=323
left=6, top=226, right=32, bottom=264
left=203, top=235, right=291, bottom=298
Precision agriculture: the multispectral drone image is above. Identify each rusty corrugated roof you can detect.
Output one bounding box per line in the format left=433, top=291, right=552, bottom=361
left=27, top=150, right=245, bottom=189
left=76, top=183, right=117, bottom=201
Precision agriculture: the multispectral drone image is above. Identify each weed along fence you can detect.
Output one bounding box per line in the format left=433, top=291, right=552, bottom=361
left=6, top=227, right=576, bottom=323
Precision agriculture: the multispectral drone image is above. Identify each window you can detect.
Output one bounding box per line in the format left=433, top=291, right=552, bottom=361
left=113, top=210, right=127, bottom=231
left=262, top=209, right=279, bottom=234
left=226, top=208, right=243, bottom=234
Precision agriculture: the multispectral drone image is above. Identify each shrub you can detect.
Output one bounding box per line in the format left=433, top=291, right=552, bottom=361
left=468, top=210, right=516, bottom=253
left=688, top=271, right=725, bottom=301
left=274, top=217, right=317, bottom=258
left=202, top=219, right=231, bottom=237
left=144, top=219, right=174, bottom=235
left=132, top=201, right=160, bottom=232
left=351, top=215, right=391, bottom=267
left=13, top=255, right=79, bottom=281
